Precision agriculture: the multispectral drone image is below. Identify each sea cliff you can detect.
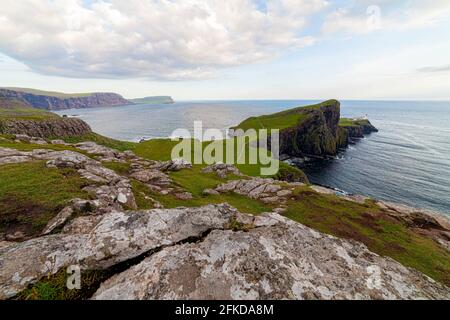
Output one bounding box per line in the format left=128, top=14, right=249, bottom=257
left=233, top=99, right=378, bottom=158
left=0, top=98, right=92, bottom=137
left=0, top=88, right=131, bottom=110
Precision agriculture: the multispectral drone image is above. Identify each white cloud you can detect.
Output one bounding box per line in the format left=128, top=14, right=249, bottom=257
left=0, top=0, right=326, bottom=80
left=322, top=0, right=450, bottom=35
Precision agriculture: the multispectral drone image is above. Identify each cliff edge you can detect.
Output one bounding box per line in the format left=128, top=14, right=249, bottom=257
left=0, top=98, right=92, bottom=137
left=0, top=88, right=131, bottom=110
left=232, top=99, right=378, bottom=158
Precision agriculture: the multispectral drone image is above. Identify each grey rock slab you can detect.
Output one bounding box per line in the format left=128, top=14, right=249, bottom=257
left=51, top=139, right=69, bottom=145
left=42, top=207, right=74, bottom=235
left=93, top=213, right=450, bottom=300
left=130, top=169, right=172, bottom=186
left=0, top=204, right=238, bottom=299
left=0, top=156, right=33, bottom=165
left=0, top=147, right=30, bottom=157
left=158, top=158, right=192, bottom=172
left=82, top=165, right=122, bottom=184
left=75, top=142, right=119, bottom=158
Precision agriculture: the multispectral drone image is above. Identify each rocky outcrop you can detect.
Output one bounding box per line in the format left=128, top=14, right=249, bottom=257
left=344, top=121, right=379, bottom=139
left=277, top=101, right=378, bottom=157
left=155, top=158, right=193, bottom=172
left=1, top=136, right=449, bottom=300
left=376, top=201, right=450, bottom=252
left=213, top=176, right=450, bottom=254
left=0, top=204, right=239, bottom=299
left=0, top=89, right=131, bottom=110
left=202, top=163, right=243, bottom=179
left=234, top=100, right=378, bottom=158
left=273, top=100, right=341, bottom=157
left=41, top=207, right=74, bottom=235
left=1, top=204, right=449, bottom=300
left=91, top=211, right=449, bottom=300
left=0, top=118, right=92, bottom=138
left=0, top=140, right=197, bottom=229
left=214, top=178, right=294, bottom=208
left=0, top=146, right=137, bottom=218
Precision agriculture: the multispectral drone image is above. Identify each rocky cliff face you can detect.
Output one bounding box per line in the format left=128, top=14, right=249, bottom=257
left=278, top=100, right=378, bottom=157
left=0, top=118, right=92, bottom=138
left=0, top=89, right=131, bottom=110
left=278, top=100, right=340, bottom=157
left=345, top=122, right=379, bottom=139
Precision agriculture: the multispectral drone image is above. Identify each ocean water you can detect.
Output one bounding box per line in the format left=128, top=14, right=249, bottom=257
left=55, top=100, right=450, bottom=215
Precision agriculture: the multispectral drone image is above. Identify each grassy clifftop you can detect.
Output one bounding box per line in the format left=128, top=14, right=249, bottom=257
left=2, top=87, right=93, bottom=99
left=134, top=138, right=308, bottom=182
left=0, top=88, right=130, bottom=110
left=0, top=98, right=59, bottom=121
left=0, top=99, right=92, bottom=137
left=339, top=118, right=372, bottom=127
left=233, top=100, right=378, bottom=158
left=232, top=100, right=339, bottom=132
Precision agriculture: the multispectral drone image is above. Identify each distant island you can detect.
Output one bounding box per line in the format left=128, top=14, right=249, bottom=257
left=0, top=87, right=174, bottom=110
left=129, top=96, right=174, bottom=105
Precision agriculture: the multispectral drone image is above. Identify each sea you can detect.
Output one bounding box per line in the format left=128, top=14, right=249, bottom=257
left=55, top=100, right=450, bottom=215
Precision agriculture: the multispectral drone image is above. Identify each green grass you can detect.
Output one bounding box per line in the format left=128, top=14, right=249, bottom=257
left=134, top=138, right=307, bottom=182
left=0, top=161, right=91, bottom=238
left=232, top=99, right=339, bottom=131
left=1, top=105, right=448, bottom=289
left=0, top=108, right=57, bottom=120
left=0, top=137, right=91, bottom=154
left=168, top=165, right=270, bottom=215
left=339, top=118, right=371, bottom=128
left=233, top=113, right=306, bottom=131
left=283, top=186, right=450, bottom=285
left=102, top=161, right=131, bottom=176
left=131, top=165, right=271, bottom=215
left=134, top=138, right=178, bottom=161
left=0, top=97, right=60, bottom=122
left=61, top=132, right=137, bottom=152
left=3, top=87, right=93, bottom=99
left=15, top=268, right=113, bottom=300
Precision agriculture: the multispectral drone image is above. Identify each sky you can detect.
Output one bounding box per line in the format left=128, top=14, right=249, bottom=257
left=0, top=0, right=449, bottom=100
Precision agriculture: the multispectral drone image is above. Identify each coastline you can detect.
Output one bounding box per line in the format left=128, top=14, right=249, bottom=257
left=1, top=121, right=449, bottom=297
left=51, top=99, right=450, bottom=217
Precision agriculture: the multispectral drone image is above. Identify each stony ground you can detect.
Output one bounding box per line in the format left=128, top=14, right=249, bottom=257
left=0, top=134, right=449, bottom=300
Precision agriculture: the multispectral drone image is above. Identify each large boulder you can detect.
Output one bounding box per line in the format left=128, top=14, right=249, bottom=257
left=0, top=204, right=238, bottom=299
left=157, top=158, right=192, bottom=172
left=214, top=178, right=293, bottom=206
left=92, top=212, right=450, bottom=300
left=202, top=163, right=242, bottom=178
left=75, top=141, right=119, bottom=160
left=130, top=169, right=172, bottom=186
